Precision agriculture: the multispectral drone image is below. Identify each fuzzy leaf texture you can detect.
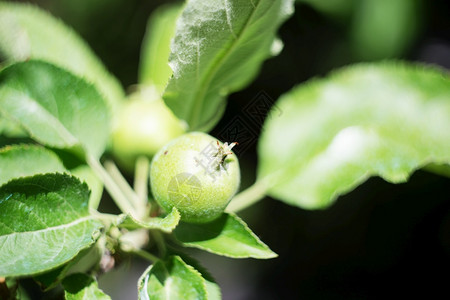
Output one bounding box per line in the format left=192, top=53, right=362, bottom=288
left=258, top=62, right=450, bottom=209
left=174, top=213, right=277, bottom=259
left=0, top=2, right=124, bottom=114
left=163, top=0, right=294, bottom=131
left=0, top=174, right=103, bottom=277
left=138, top=256, right=208, bottom=300
left=0, top=60, right=110, bottom=159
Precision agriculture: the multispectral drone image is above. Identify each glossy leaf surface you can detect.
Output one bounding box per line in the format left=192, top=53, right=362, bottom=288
left=174, top=213, right=277, bottom=259
left=0, top=174, right=102, bottom=277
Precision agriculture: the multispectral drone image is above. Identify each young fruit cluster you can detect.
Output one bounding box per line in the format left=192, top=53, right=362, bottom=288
left=150, top=132, right=240, bottom=223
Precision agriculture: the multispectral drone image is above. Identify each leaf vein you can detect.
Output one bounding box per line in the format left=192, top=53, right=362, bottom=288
left=188, top=0, right=267, bottom=127
left=0, top=215, right=96, bottom=239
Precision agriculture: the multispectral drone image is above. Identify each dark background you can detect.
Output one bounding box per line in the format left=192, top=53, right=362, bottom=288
left=8, top=0, right=450, bottom=299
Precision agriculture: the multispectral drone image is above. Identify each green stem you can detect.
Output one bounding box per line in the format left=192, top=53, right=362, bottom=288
left=134, top=156, right=150, bottom=210
left=151, top=231, right=167, bottom=258
left=132, top=249, right=160, bottom=263
left=226, top=177, right=271, bottom=213
left=86, top=155, right=137, bottom=217
left=104, top=160, right=143, bottom=217
left=91, top=211, right=120, bottom=225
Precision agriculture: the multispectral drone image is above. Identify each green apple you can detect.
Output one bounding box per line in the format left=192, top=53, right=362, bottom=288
left=150, top=132, right=240, bottom=223
left=112, top=87, right=185, bottom=171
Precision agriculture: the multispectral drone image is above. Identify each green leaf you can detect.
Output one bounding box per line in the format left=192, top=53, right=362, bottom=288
left=163, top=0, right=294, bottom=131
left=118, top=207, right=180, bottom=233
left=0, top=2, right=124, bottom=114
left=351, top=0, right=421, bottom=60
left=71, top=165, right=103, bottom=210
left=174, top=212, right=277, bottom=259
left=0, top=144, right=66, bottom=186
left=258, top=62, right=450, bottom=209
left=137, top=256, right=207, bottom=300
left=0, top=60, right=110, bottom=159
left=63, top=273, right=111, bottom=300
left=0, top=173, right=103, bottom=277
left=139, top=2, right=183, bottom=92
left=34, top=241, right=103, bottom=291
left=205, top=282, right=221, bottom=300
left=0, top=145, right=104, bottom=209
left=0, top=115, right=26, bottom=137
left=33, top=265, right=67, bottom=291
left=169, top=253, right=222, bottom=300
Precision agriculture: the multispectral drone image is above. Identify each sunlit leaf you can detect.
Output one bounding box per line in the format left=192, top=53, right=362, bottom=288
left=0, top=174, right=103, bottom=277
left=163, top=0, right=294, bottom=131
left=259, top=62, right=450, bottom=209
left=0, top=60, right=110, bottom=159
left=137, top=256, right=207, bottom=300
left=174, top=212, right=277, bottom=259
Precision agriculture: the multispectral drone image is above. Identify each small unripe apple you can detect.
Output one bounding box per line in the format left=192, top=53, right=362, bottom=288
left=150, top=132, right=240, bottom=223
left=112, top=88, right=185, bottom=171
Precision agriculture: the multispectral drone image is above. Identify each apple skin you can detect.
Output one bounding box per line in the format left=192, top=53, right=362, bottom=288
left=150, top=132, right=240, bottom=223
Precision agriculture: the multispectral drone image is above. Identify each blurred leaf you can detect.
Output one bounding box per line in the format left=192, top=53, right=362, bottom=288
left=33, top=265, right=67, bottom=291
left=71, top=165, right=103, bottom=210
left=0, top=116, right=26, bottom=137
left=0, top=60, right=110, bottom=159
left=63, top=273, right=111, bottom=300
left=139, top=2, right=183, bottom=92
left=0, top=174, right=103, bottom=277
left=298, top=0, right=356, bottom=19
left=0, top=144, right=66, bottom=186
left=163, top=0, right=294, bottom=131
left=174, top=212, right=277, bottom=259
left=137, top=256, right=207, bottom=300
left=0, top=2, right=124, bottom=114
left=0, top=144, right=104, bottom=209
left=351, top=0, right=422, bottom=60
left=205, top=280, right=221, bottom=300
left=258, top=62, right=450, bottom=209
left=118, top=207, right=180, bottom=233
